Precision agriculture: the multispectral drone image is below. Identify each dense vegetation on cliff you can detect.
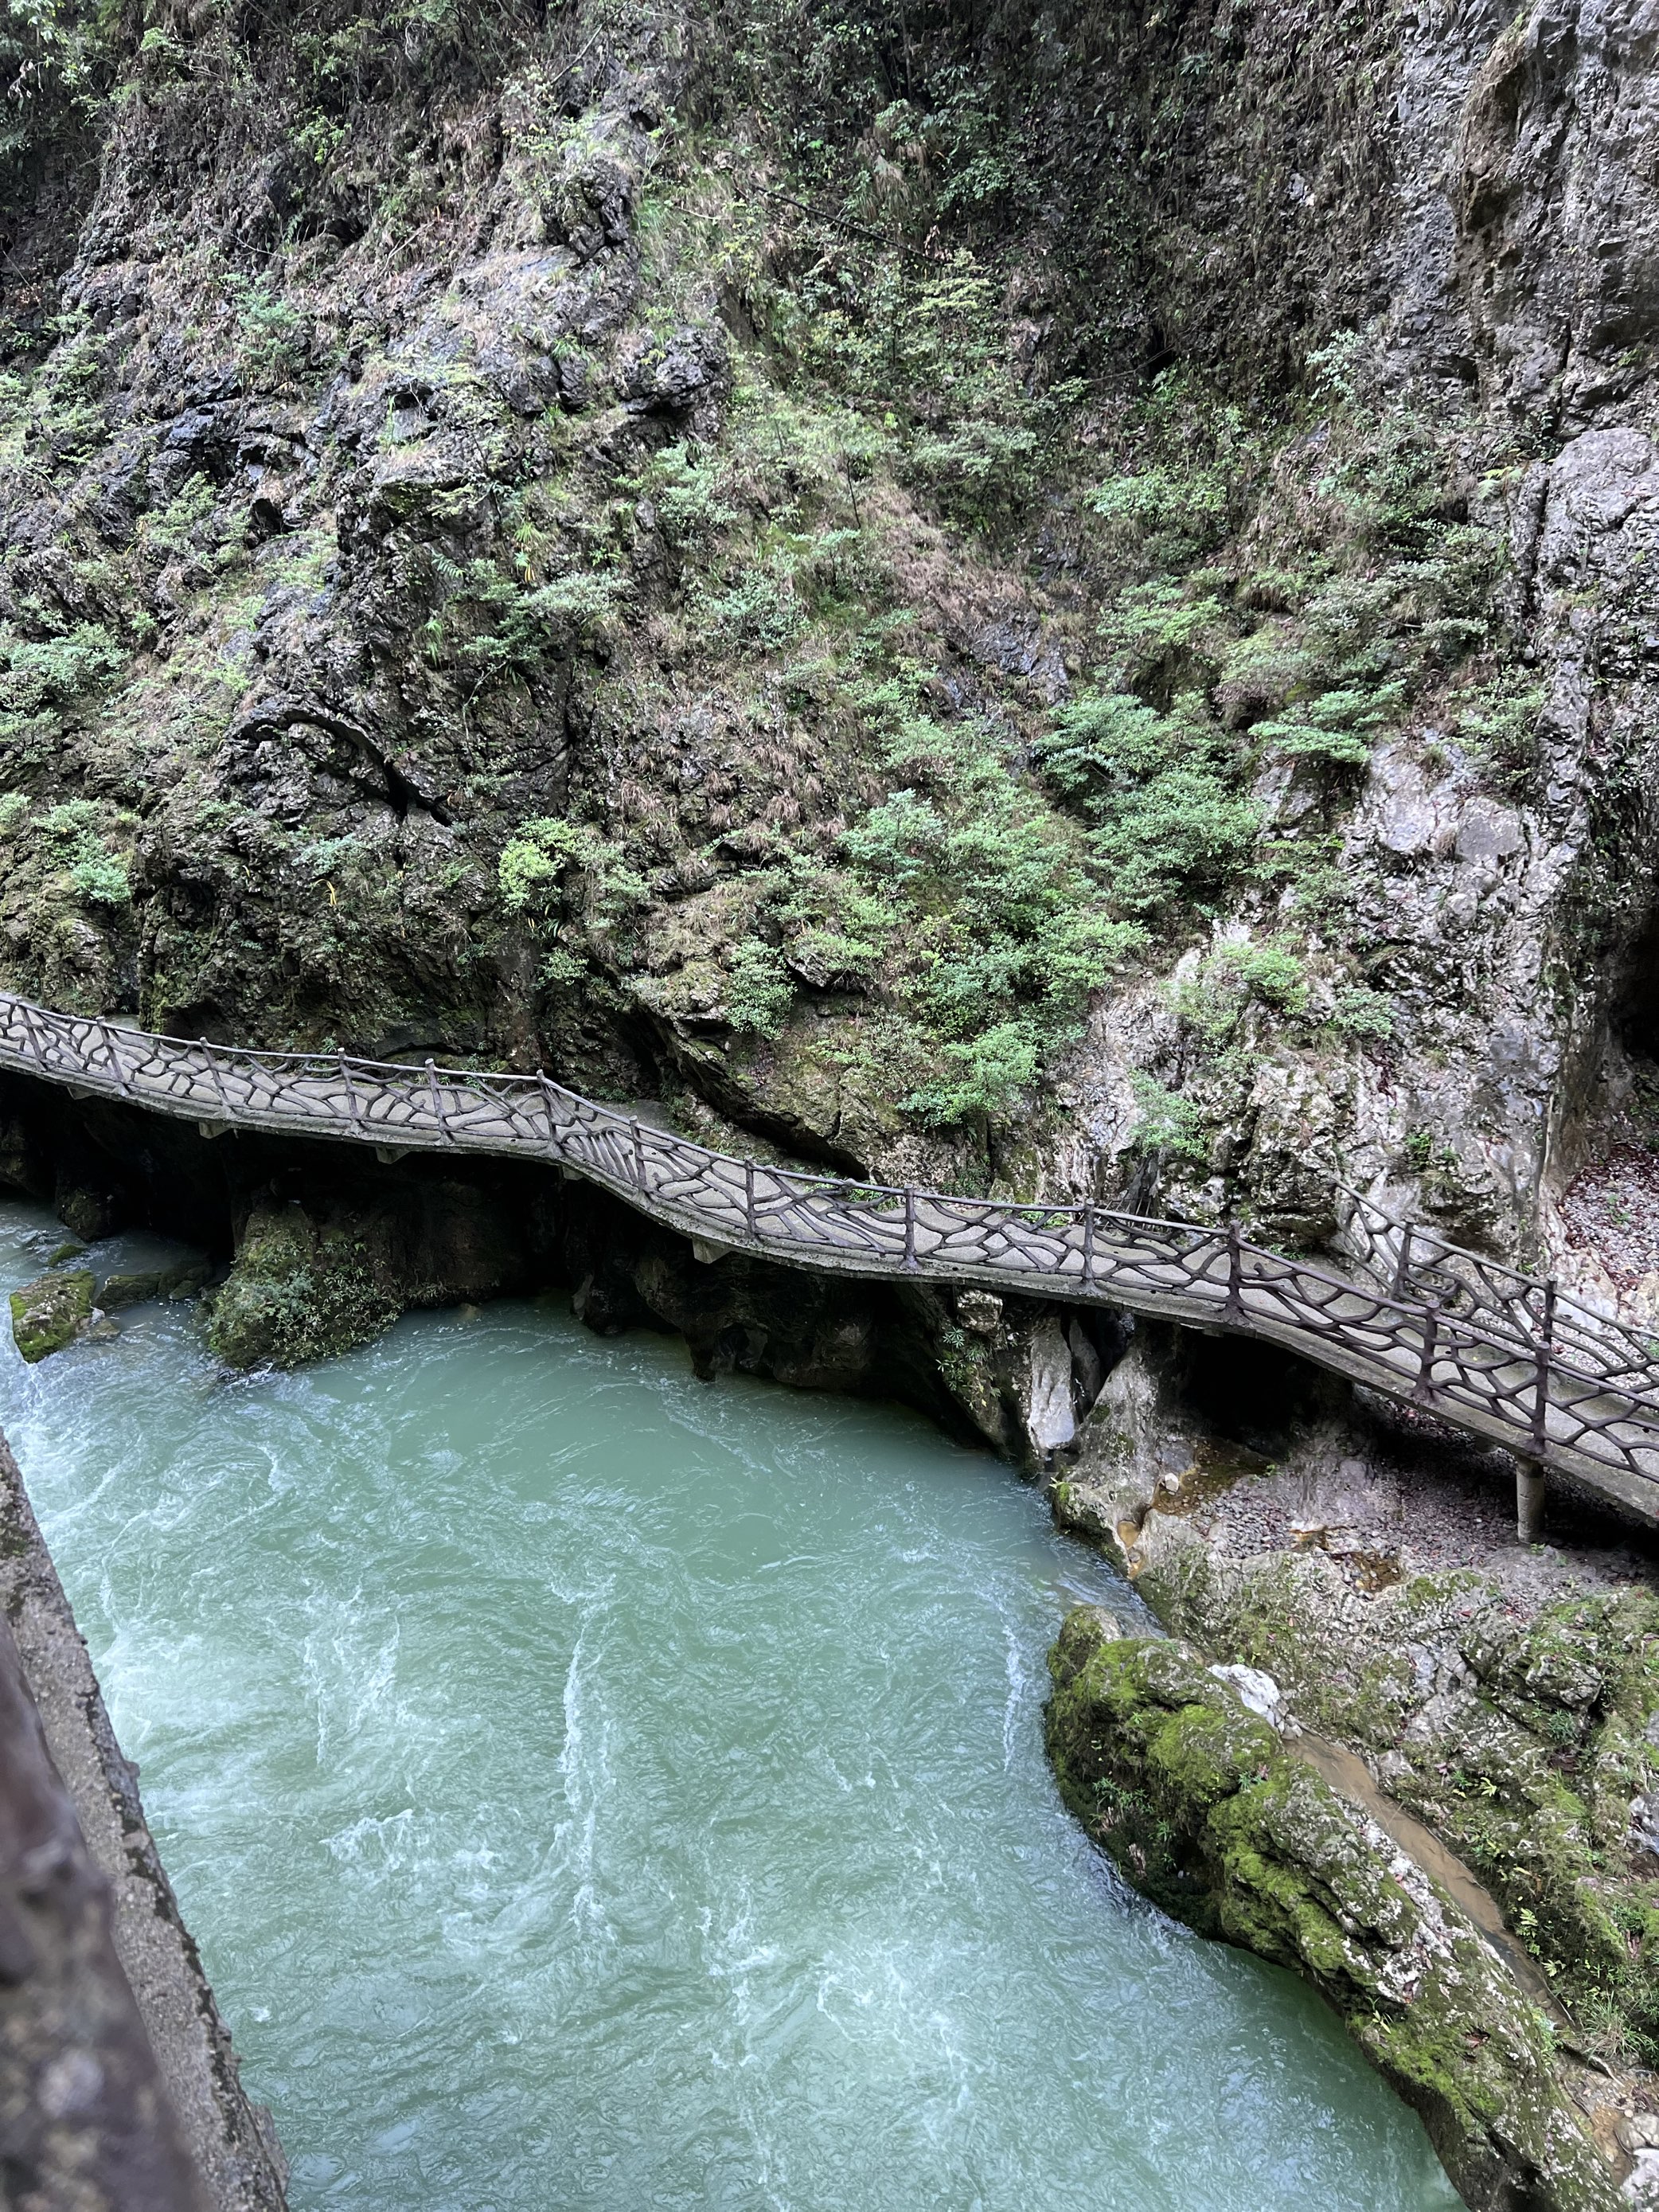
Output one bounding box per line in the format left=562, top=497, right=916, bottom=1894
left=9, top=0, right=1644, bottom=1257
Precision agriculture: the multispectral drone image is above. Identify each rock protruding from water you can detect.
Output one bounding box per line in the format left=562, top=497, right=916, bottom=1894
left=9, top=1268, right=95, bottom=1363
left=1045, top=1610, right=1624, bottom=2212
left=207, top=1202, right=399, bottom=1370
left=99, top=1261, right=211, bottom=1311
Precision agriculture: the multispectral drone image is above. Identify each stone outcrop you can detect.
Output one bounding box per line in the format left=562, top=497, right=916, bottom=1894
left=1046, top=1608, right=1626, bottom=2212
left=1045, top=1307, right=1659, bottom=2201
left=0, top=1603, right=210, bottom=2212
left=10, top=1268, right=95, bottom=1363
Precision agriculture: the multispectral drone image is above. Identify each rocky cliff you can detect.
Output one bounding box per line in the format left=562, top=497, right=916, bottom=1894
left=0, top=0, right=1652, bottom=1274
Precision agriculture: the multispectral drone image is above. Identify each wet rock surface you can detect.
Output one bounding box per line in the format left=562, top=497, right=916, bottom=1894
left=0, top=1432, right=287, bottom=2210
left=10, top=1268, right=96, bottom=1364
left=0, top=1602, right=211, bottom=2212
left=1046, top=1315, right=1659, bottom=2205
left=1045, top=1611, right=1626, bottom=2212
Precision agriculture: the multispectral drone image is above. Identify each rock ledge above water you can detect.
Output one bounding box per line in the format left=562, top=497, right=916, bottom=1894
left=1045, top=1611, right=1626, bottom=2212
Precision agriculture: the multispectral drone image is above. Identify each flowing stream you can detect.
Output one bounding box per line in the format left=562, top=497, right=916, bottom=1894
left=0, top=1195, right=1458, bottom=2211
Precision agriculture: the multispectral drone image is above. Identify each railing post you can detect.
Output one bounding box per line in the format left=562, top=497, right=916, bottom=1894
left=1413, top=1303, right=1438, bottom=1402
left=744, top=1159, right=756, bottom=1238
left=904, top=1186, right=918, bottom=1272
left=426, top=1060, right=455, bottom=1144
left=632, top=1118, right=646, bottom=1190
left=1392, top=1221, right=1413, bottom=1302
left=1224, top=1221, right=1243, bottom=1320
left=1520, top=1278, right=1557, bottom=1542
left=99, top=1018, right=131, bottom=1096
left=1531, top=1278, right=1556, bottom=1452
left=1082, top=1205, right=1095, bottom=1292
left=537, top=1072, right=559, bottom=1150
left=202, top=1039, right=232, bottom=1124
left=338, top=1050, right=363, bottom=1134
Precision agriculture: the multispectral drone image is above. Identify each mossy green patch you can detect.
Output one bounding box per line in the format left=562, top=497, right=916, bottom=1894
left=1045, top=1609, right=1622, bottom=2212
left=207, top=1204, right=399, bottom=1370
left=9, top=1267, right=94, bottom=1362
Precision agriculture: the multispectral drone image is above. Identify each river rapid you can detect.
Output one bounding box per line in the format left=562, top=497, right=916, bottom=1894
left=0, top=1195, right=1458, bottom=2211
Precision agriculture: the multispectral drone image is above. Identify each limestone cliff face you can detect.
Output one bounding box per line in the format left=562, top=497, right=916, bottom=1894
left=1, top=0, right=1657, bottom=1290
left=1048, top=0, right=1659, bottom=1288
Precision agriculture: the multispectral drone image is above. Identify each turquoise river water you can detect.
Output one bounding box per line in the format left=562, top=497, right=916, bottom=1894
left=0, top=1194, right=1459, bottom=2211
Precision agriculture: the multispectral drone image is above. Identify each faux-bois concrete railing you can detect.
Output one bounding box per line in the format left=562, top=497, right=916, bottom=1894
left=2, top=990, right=1654, bottom=1533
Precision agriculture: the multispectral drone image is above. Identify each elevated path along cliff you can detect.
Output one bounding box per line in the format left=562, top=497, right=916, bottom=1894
left=2, top=991, right=1656, bottom=1530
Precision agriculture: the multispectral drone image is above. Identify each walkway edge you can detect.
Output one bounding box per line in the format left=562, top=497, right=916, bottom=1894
left=2, top=991, right=1656, bottom=1517
left=0, top=1428, right=289, bottom=2212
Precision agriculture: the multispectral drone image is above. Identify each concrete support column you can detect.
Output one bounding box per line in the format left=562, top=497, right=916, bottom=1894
left=1517, top=1459, right=1546, bottom=1545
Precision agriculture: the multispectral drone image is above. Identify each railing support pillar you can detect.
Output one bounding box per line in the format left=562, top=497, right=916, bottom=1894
left=1517, top=1459, right=1546, bottom=1545
left=203, top=1038, right=232, bottom=1123
left=339, top=1050, right=363, bottom=1134
left=1413, top=1304, right=1438, bottom=1402
left=744, top=1159, right=756, bottom=1238
left=1081, top=1205, right=1095, bottom=1292
left=98, top=1018, right=131, bottom=1096
left=1224, top=1220, right=1243, bottom=1320
left=903, top=1186, right=918, bottom=1271
left=1520, top=1276, right=1556, bottom=1542
left=1392, top=1221, right=1413, bottom=1302
left=426, top=1060, right=455, bottom=1144
left=1532, top=1278, right=1556, bottom=1453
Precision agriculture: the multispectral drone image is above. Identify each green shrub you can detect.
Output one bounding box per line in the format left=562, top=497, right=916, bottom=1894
left=908, top=1017, right=1042, bottom=1124
left=1126, top=1073, right=1208, bottom=1167
left=36, top=796, right=130, bottom=907
left=499, top=816, right=603, bottom=911
left=1172, top=940, right=1310, bottom=1052
left=1036, top=690, right=1258, bottom=916
left=1255, top=682, right=1406, bottom=770
left=1458, top=673, right=1545, bottom=791
left=226, top=276, right=306, bottom=389
left=783, top=242, right=1083, bottom=538
left=702, top=565, right=805, bottom=653
left=724, top=940, right=794, bottom=1037
left=67, top=849, right=130, bottom=905
left=1329, top=986, right=1396, bottom=1042
left=629, top=443, right=739, bottom=546
left=498, top=816, right=649, bottom=961
left=1087, top=370, right=1261, bottom=564
left=0, top=623, right=124, bottom=738
left=423, top=556, right=621, bottom=689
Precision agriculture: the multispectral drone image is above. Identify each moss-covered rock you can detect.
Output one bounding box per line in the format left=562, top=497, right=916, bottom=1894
left=1122, top=1523, right=1659, bottom=2075
left=97, top=1261, right=211, bottom=1311
left=8, top=1268, right=96, bottom=1362
left=206, top=1203, right=399, bottom=1370
left=1045, top=1608, right=1624, bottom=2212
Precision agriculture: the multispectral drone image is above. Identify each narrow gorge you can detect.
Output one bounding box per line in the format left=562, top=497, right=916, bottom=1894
left=2, top=1, right=1658, bottom=2206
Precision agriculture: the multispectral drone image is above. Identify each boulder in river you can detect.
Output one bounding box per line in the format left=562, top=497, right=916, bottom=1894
left=9, top=1270, right=96, bottom=1364
left=98, top=1260, right=212, bottom=1311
